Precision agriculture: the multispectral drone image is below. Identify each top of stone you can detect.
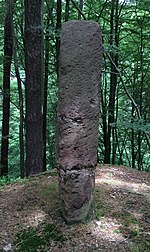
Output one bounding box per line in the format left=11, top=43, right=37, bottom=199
left=62, top=20, right=100, bottom=29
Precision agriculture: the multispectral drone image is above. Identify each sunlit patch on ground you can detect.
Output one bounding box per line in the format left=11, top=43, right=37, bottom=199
left=95, top=166, right=150, bottom=197
left=129, top=210, right=143, bottom=220
left=24, top=208, right=47, bottom=228
left=0, top=166, right=150, bottom=251
left=96, top=177, right=150, bottom=194
left=91, top=217, right=125, bottom=243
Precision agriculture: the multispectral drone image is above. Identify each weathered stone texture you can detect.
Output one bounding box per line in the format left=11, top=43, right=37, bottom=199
left=56, top=20, right=102, bottom=223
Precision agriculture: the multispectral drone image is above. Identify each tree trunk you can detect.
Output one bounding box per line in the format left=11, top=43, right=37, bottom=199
left=131, top=104, right=135, bottom=168
left=112, top=86, right=119, bottom=164
left=56, top=0, right=62, bottom=78
left=78, top=0, right=83, bottom=20
left=65, top=0, right=70, bottom=21
left=0, top=0, right=13, bottom=177
left=101, top=55, right=108, bottom=163
left=104, top=0, right=119, bottom=164
left=13, top=32, right=25, bottom=178
left=104, top=0, right=115, bottom=164
left=138, top=18, right=144, bottom=171
left=43, top=5, right=54, bottom=172
left=24, top=0, right=44, bottom=176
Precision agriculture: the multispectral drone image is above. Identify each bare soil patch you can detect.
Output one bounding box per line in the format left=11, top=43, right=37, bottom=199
left=0, top=165, right=150, bottom=252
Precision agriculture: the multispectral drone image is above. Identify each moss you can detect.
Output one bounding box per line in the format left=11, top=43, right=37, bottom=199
left=113, top=229, right=121, bottom=234
left=41, top=182, right=61, bottom=215
left=14, top=224, right=66, bottom=252
left=128, top=226, right=141, bottom=238
left=129, top=237, right=150, bottom=252
left=141, top=199, right=150, bottom=214
left=112, top=211, right=139, bottom=227
left=43, top=223, right=66, bottom=242
left=92, top=192, right=104, bottom=220
left=41, top=182, right=59, bottom=198
left=14, top=228, right=44, bottom=252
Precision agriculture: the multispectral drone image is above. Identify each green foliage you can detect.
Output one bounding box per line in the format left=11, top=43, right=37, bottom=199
left=42, top=223, right=66, bottom=243
left=129, top=238, right=150, bottom=252
left=0, top=0, right=150, bottom=178
left=14, top=224, right=66, bottom=252
left=15, top=229, right=43, bottom=252
left=92, top=189, right=105, bottom=220
left=41, top=182, right=59, bottom=198
left=112, top=211, right=139, bottom=227
left=0, top=176, right=23, bottom=187
left=42, top=183, right=61, bottom=216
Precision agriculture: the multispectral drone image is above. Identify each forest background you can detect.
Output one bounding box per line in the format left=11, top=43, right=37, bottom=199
left=0, top=0, right=150, bottom=180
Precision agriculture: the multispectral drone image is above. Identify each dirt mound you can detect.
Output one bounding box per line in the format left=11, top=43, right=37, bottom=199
left=0, top=165, right=150, bottom=251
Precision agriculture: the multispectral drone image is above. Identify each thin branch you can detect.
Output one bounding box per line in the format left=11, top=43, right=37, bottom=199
left=106, top=51, right=150, bottom=148
left=106, top=52, right=141, bottom=118
left=71, top=0, right=86, bottom=20
left=11, top=71, right=25, bottom=85
left=10, top=99, right=20, bottom=110
left=96, top=0, right=108, bottom=22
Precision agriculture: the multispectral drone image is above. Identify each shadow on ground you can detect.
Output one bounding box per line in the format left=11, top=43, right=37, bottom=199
left=0, top=165, right=150, bottom=252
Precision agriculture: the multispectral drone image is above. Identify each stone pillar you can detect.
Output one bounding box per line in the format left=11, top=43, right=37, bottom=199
left=56, top=20, right=102, bottom=223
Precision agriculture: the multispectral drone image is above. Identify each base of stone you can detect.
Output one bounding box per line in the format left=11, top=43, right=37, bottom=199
left=58, top=167, right=95, bottom=224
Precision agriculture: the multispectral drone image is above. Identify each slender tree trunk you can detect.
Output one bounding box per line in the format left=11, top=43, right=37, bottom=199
left=137, top=132, right=142, bottom=170
left=0, top=0, right=13, bottom=177
left=13, top=32, right=25, bottom=178
left=101, top=80, right=107, bottom=160
left=112, top=0, right=119, bottom=164
left=104, top=0, right=115, bottom=164
left=65, top=0, right=70, bottom=21
left=115, top=127, right=123, bottom=165
left=131, top=104, right=135, bottom=168
left=24, top=0, right=44, bottom=176
left=56, top=0, right=62, bottom=78
left=104, top=0, right=119, bottom=164
left=138, top=19, right=144, bottom=171
left=78, top=0, right=83, bottom=20
left=101, top=55, right=108, bottom=163
left=71, top=0, right=86, bottom=20
left=43, top=5, right=54, bottom=171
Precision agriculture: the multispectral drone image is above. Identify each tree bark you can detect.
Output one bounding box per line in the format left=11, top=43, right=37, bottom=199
left=104, top=0, right=119, bottom=164
left=24, top=0, right=44, bottom=176
left=43, top=5, right=54, bottom=172
left=137, top=20, right=144, bottom=171
left=78, top=0, right=83, bottom=20
left=13, top=31, right=25, bottom=178
left=0, top=0, right=13, bottom=177
left=65, top=0, right=70, bottom=21
left=56, top=0, right=62, bottom=78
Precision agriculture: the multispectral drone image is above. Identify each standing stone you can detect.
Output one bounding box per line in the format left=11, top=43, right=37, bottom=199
left=56, top=20, right=102, bottom=223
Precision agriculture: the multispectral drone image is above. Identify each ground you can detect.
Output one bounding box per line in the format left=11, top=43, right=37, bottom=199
left=0, top=165, right=150, bottom=252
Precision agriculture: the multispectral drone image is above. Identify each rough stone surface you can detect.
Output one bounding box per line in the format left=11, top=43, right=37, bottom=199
left=56, top=20, right=102, bottom=223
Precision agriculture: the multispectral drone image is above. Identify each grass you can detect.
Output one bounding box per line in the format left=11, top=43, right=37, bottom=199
left=141, top=198, right=150, bottom=214
left=0, top=176, right=24, bottom=187
left=40, top=182, right=61, bottom=216
left=42, top=223, right=66, bottom=242
left=92, top=189, right=105, bottom=220
left=15, top=228, right=43, bottom=252
left=1, top=165, right=149, bottom=252
left=112, top=211, right=139, bottom=227
left=14, top=223, right=66, bottom=252
left=0, top=169, right=58, bottom=187
left=129, top=237, right=150, bottom=252
left=41, top=182, right=59, bottom=198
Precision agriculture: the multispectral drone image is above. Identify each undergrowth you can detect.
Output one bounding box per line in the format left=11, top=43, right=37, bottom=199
left=14, top=223, right=66, bottom=252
